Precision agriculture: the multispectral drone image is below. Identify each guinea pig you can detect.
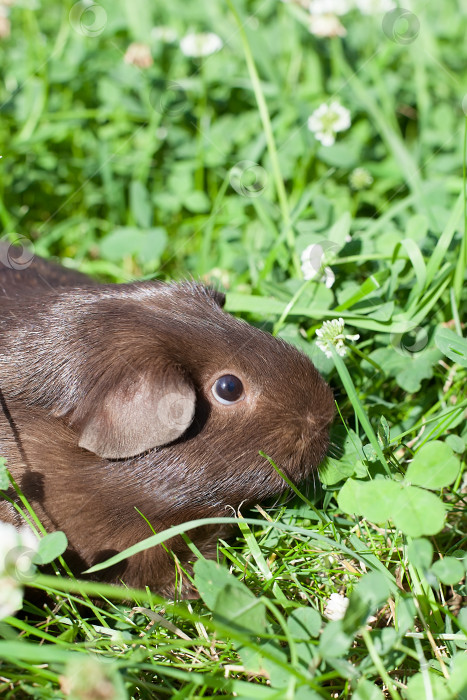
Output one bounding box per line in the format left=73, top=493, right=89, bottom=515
left=0, top=242, right=335, bottom=596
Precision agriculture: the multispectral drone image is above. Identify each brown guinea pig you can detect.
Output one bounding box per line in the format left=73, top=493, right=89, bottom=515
left=0, top=242, right=334, bottom=596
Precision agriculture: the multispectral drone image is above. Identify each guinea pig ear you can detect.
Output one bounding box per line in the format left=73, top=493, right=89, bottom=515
left=76, top=371, right=196, bottom=459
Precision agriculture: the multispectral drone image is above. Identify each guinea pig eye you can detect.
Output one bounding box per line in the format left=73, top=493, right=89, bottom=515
left=211, top=374, right=244, bottom=405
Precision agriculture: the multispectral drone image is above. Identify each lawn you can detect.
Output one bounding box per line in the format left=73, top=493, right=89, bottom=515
left=0, top=0, right=466, bottom=698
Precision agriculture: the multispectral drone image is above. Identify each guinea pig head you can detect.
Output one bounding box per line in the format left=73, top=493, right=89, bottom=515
left=3, top=281, right=334, bottom=504
left=44, top=282, right=336, bottom=507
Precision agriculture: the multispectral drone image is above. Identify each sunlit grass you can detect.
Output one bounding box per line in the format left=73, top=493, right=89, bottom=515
left=0, top=0, right=466, bottom=698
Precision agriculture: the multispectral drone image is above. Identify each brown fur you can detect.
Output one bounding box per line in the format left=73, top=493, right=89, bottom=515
left=0, top=243, right=334, bottom=596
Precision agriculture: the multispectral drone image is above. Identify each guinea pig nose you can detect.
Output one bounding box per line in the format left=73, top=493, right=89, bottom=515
left=299, top=413, right=333, bottom=446
left=305, top=411, right=331, bottom=429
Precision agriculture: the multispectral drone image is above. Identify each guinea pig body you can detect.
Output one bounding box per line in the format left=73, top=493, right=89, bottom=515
left=0, top=245, right=334, bottom=595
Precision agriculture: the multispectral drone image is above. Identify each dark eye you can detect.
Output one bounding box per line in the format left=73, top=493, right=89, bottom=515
left=212, top=374, right=244, bottom=405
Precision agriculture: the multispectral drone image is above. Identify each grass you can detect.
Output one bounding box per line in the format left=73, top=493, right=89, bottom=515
left=0, top=0, right=466, bottom=698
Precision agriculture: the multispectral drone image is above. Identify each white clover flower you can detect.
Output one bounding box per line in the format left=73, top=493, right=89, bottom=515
left=315, top=318, right=360, bottom=358
left=0, top=521, right=39, bottom=619
left=349, top=167, right=373, bottom=190
left=0, top=522, right=38, bottom=569
left=309, top=0, right=352, bottom=15
left=324, top=593, right=349, bottom=621
left=280, top=0, right=311, bottom=7
left=323, top=267, right=335, bottom=287
left=307, top=101, right=351, bottom=147
left=151, top=26, right=178, bottom=43
left=156, top=126, right=168, bottom=140
left=0, top=15, right=10, bottom=39
left=180, top=32, right=223, bottom=58
left=0, top=578, right=23, bottom=619
left=123, top=43, right=153, bottom=68
left=354, top=0, right=396, bottom=14
left=300, top=244, right=335, bottom=288
left=309, top=14, right=347, bottom=37
left=60, top=656, right=127, bottom=699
